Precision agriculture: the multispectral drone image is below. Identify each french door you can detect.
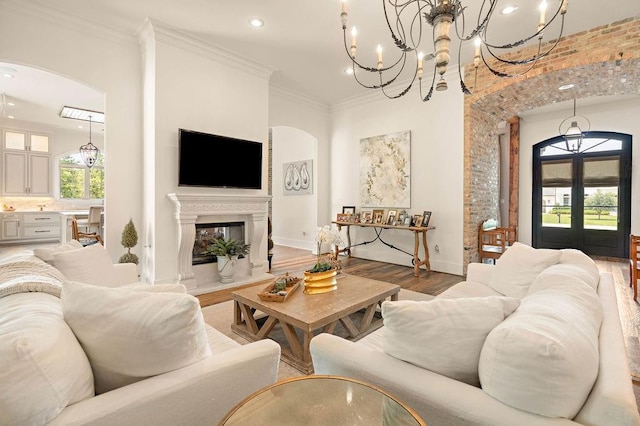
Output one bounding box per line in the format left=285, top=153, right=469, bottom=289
left=532, top=132, right=631, bottom=258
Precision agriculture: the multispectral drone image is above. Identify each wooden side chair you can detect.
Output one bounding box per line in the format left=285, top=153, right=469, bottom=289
left=629, top=234, right=640, bottom=301
left=76, top=205, right=104, bottom=236
left=71, top=217, right=103, bottom=246
left=478, top=222, right=517, bottom=264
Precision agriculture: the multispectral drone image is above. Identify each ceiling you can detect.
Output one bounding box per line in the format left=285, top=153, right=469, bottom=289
left=0, top=0, right=638, bottom=132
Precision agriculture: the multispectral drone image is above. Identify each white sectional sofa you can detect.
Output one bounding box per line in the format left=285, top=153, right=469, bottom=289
left=311, top=243, right=640, bottom=425
left=0, top=244, right=281, bottom=426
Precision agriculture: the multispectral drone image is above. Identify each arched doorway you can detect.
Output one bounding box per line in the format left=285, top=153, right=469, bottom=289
left=270, top=126, right=319, bottom=252
left=532, top=132, right=632, bottom=257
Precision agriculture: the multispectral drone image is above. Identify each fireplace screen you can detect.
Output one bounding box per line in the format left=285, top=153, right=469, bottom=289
left=192, top=222, right=245, bottom=265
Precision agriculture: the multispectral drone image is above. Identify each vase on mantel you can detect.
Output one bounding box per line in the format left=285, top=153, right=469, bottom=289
left=303, top=268, right=338, bottom=294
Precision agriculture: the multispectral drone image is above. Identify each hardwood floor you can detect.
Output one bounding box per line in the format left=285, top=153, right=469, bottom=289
left=196, top=245, right=640, bottom=410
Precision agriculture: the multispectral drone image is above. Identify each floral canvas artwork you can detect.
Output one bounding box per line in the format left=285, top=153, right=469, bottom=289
left=360, top=130, right=411, bottom=208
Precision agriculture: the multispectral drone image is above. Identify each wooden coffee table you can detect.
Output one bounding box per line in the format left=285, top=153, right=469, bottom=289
left=231, top=274, right=400, bottom=374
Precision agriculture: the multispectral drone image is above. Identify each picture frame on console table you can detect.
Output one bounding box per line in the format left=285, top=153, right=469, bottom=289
left=422, top=211, right=432, bottom=227
left=413, top=214, right=424, bottom=227
left=342, top=206, right=356, bottom=215
left=336, top=213, right=350, bottom=223
left=361, top=211, right=372, bottom=223
left=372, top=209, right=385, bottom=224
left=386, top=210, right=397, bottom=225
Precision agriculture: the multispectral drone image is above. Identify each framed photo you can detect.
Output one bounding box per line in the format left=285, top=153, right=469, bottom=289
left=372, top=209, right=385, bottom=224
left=422, top=211, right=432, bottom=227
left=403, top=216, right=411, bottom=226
left=386, top=210, right=397, bottom=225
left=413, top=214, right=424, bottom=227
left=336, top=213, right=350, bottom=222
left=342, top=206, right=356, bottom=214
left=362, top=211, right=372, bottom=223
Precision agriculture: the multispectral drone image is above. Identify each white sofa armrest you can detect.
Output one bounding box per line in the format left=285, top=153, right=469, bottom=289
left=112, top=262, right=138, bottom=285
left=50, top=339, right=281, bottom=426
left=466, top=262, right=494, bottom=285
left=310, top=334, right=575, bottom=426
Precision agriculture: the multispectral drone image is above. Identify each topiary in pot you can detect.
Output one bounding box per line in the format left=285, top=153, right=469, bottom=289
left=119, top=218, right=139, bottom=264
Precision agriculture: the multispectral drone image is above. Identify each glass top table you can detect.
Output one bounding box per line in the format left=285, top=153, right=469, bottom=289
left=219, top=375, right=425, bottom=425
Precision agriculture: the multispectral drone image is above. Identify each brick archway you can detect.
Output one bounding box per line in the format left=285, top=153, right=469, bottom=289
left=462, top=17, right=640, bottom=271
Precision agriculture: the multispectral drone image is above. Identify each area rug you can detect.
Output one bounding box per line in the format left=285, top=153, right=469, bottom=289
left=201, top=288, right=432, bottom=380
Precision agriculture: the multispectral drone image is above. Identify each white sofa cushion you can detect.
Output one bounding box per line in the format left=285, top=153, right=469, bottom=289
left=381, top=296, right=520, bottom=386
left=479, top=269, right=602, bottom=418
left=488, top=242, right=561, bottom=298
left=53, top=244, right=119, bottom=287
left=61, top=280, right=212, bottom=394
left=0, top=293, right=94, bottom=425
left=559, top=248, right=600, bottom=290
left=33, top=240, right=83, bottom=264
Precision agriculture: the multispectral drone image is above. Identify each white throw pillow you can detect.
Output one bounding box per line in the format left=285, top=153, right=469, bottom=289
left=559, top=248, right=600, bottom=290
left=479, top=277, right=602, bottom=418
left=381, top=296, right=520, bottom=386
left=53, top=244, right=118, bottom=287
left=61, top=280, right=212, bottom=394
left=33, top=240, right=83, bottom=264
left=0, top=293, right=94, bottom=425
left=488, top=242, right=561, bottom=298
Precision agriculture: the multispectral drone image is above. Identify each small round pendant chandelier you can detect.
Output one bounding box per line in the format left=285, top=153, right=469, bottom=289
left=79, top=115, right=100, bottom=168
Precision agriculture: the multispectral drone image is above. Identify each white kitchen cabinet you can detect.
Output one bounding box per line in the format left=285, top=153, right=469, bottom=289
left=1, top=213, right=20, bottom=240
left=2, top=129, right=52, bottom=196
left=0, top=212, right=61, bottom=243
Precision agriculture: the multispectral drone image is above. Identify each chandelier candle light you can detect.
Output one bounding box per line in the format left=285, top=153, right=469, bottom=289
left=340, top=0, right=568, bottom=101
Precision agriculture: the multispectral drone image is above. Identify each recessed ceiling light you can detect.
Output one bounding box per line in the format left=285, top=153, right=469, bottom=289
left=7, top=115, right=14, bottom=119
left=78, top=125, right=83, bottom=129
left=500, top=5, right=518, bottom=15
left=7, top=102, right=14, bottom=106
left=0, top=66, right=17, bottom=78
left=249, top=18, right=264, bottom=28
left=558, top=84, right=575, bottom=90
left=344, top=67, right=354, bottom=75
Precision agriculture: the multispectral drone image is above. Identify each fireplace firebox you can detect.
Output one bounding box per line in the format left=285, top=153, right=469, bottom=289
left=192, top=222, right=245, bottom=265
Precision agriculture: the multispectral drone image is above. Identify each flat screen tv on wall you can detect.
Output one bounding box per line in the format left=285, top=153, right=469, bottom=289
left=178, top=128, right=262, bottom=189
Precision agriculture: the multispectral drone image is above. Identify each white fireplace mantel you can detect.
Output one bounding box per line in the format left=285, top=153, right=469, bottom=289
left=167, top=193, right=271, bottom=290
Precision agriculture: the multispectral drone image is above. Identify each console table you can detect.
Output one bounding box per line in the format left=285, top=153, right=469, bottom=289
left=332, top=221, right=435, bottom=277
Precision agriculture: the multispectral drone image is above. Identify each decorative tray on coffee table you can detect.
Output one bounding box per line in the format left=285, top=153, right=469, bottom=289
left=258, top=273, right=303, bottom=302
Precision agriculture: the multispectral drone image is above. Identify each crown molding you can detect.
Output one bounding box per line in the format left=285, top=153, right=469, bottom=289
left=138, top=18, right=275, bottom=81
left=0, top=0, right=137, bottom=47
left=270, top=84, right=330, bottom=113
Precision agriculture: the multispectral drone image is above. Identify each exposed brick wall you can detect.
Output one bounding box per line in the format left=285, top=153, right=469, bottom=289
left=462, top=16, right=640, bottom=271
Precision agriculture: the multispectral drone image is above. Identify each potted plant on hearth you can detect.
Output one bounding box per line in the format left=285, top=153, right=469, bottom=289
left=304, top=225, right=343, bottom=294
left=202, top=238, right=250, bottom=283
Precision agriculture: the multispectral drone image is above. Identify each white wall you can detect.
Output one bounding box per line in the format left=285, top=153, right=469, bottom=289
left=271, top=126, right=317, bottom=250
left=141, top=20, right=272, bottom=283
left=329, top=81, right=465, bottom=275
left=519, top=96, right=640, bottom=244
left=0, top=1, right=142, bottom=262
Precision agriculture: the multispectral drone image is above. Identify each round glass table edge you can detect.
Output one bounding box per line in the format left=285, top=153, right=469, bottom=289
left=218, top=374, right=426, bottom=425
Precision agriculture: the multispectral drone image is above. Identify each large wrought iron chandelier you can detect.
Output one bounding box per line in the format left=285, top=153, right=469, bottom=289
left=340, top=0, right=568, bottom=101
left=79, top=115, right=100, bottom=168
